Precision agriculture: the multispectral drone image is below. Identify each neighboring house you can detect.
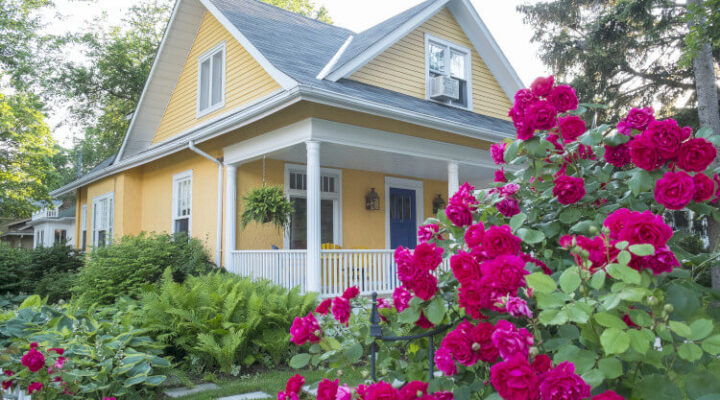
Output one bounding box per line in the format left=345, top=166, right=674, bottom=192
left=26, top=202, right=76, bottom=248
left=0, top=219, right=34, bottom=249
left=51, top=0, right=523, bottom=297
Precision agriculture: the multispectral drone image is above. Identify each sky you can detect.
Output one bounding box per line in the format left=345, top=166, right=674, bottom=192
left=44, top=0, right=548, bottom=146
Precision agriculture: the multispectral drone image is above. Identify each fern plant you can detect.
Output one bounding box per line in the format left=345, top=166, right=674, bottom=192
left=133, top=269, right=316, bottom=373
left=240, top=185, right=294, bottom=230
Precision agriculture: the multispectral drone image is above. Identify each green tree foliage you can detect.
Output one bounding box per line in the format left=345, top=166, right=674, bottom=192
left=0, top=0, right=52, bottom=91
left=0, top=92, right=56, bottom=218
left=517, top=1, right=703, bottom=124
left=684, top=0, right=720, bottom=64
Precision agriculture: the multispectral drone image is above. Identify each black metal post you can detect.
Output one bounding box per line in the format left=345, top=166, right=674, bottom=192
left=428, top=334, right=434, bottom=381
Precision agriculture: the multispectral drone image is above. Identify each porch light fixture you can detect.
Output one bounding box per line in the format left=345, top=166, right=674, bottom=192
left=365, top=188, right=380, bottom=210
left=432, top=194, right=446, bottom=214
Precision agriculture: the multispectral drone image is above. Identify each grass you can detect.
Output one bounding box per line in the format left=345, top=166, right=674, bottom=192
left=169, top=367, right=367, bottom=400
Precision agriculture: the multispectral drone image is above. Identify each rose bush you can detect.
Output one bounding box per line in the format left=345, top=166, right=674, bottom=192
left=286, top=77, right=720, bottom=400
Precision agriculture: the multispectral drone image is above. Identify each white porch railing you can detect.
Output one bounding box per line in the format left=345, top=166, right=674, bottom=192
left=228, top=249, right=451, bottom=298
left=1, top=385, right=31, bottom=399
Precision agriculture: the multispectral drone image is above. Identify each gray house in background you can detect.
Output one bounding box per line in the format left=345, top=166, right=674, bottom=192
left=0, top=219, right=34, bottom=249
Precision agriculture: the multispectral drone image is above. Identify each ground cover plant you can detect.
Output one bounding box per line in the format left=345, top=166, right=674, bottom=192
left=286, top=77, right=720, bottom=400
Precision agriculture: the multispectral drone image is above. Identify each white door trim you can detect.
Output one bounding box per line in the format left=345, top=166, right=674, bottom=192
left=384, top=176, right=424, bottom=250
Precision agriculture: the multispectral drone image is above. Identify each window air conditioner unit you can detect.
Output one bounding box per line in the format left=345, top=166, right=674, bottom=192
left=430, top=75, right=460, bottom=101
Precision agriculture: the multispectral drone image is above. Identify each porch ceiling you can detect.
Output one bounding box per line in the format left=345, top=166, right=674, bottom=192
left=265, top=142, right=495, bottom=186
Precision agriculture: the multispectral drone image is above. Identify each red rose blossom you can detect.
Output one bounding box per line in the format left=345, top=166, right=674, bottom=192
left=417, top=224, right=440, bottom=243
left=399, top=381, right=428, bottom=400
left=496, top=197, right=520, bottom=217
left=413, top=242, right=444, bottom=272
left=644, top=119, right=690, bottom=160
left=342, top=286, right=359, bottom=300
left=393, top=286, right=412, bottom=312
left=434, top=347, right=457, bottom=376
left=491, top=320, right=533, bottom=360
left=412, top=273, right=438, bottom=301
left=531, top=354, right=553, bottom=374
left=677, top=137, right=717, bottom=172
left=617, top=210, right=673, bottom=248
left=494, top=169, right=507, bottom=183
left=315, top=298, right=332, bottom=315
left=290, top=313, right=321, bottom=345
left=604, top=143, right=631, bottom=168
left=21, top=349, right=45, bottom=373
left=693, top=173, right=715, bottom=202
left=479, top=255, right=528, bottom=295
left=530, top=75, right=555, bottom=97
left=365, top=381, right=400, bottom=400
left=553, top=175, right=585, bottom=204
left=524, top=100, right=557, bottom=132
left=317, top=379, right=339, bottom=400
left=629, top=134, right=660, bottom=170
left=538, top=361, right=591, bottom=400
left=464, top=222, right=485, bottom=248
left=654, top=171, right=695, bottom=210
left=285, top=374, right=305, bottom=394
left=490, top=353, right=539, bottom=400
left=445, top=203, right=473, bottom=227
left=441, top=324, right=478, bottom=366
left=28, top=382, right=43, bottom=394
left=557, top=115, right=586, bottom=142
left=491, top=142, right=507, bottom=165
left=415, top=311, right=434, bottom=329
left=332, top=296, right=351, bottom=325
left=592, top=390, right=625, bottom=400
left=450, top=251, right=481, bottom=286
left=549, top=85, right=579, bottom=113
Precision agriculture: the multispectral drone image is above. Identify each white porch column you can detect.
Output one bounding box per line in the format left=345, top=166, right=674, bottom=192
left=224, top=164, right=238, bottom=268
left=306, top=141, right=322, bottom=293
left=448, top=161, right=459, bottom=198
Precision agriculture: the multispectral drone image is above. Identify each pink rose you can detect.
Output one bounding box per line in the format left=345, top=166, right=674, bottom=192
left=469, top=321, right=500, bottom=362
left=538, top=362, right=591, bottom=400
left=450, top=251, right=481, bottom=286
left=592, top=390, right=625, bottom=400
left=28, top=382, right=43, bottom=394
left=524, top=100, right=557, bottom=132
left=413, top=242, right=444, bottom=272
left=531, top=354, right=553, bottom=375
left=278, top=391, right=299, bottom=400
left=441, top=326, right=477, bottom=366
left=393, top=286, right=412, bottom=312
left=315, top=298, right=332, bottom=315
left=654, top=171, right=695, bottom=210
left=553, top=175, right=585, bottom=204
left=459, top=280, right=504, bottom=319
left=549, top=85, right=579, bottom=113
left=621, top=107, right=654, bottom=132
left=399, top=381, right=428, bottom=400
left=604, top=143, right=630, bottom=168
left=445, top=203, right=473, bottom=227
left=415, top=311, right=434, bottom=329
left=505, top=296, right=533, bottom=319
left=53, top=356, right=66, bottom=370
left=618, top=210, right=672, bottom=247
left=530, top=75, right=555, bottom=97
left=433, top=392, right=453, bottom=400
left=644, top=119, right=691, bottom=160
left=412, top=273, right=438, bottom=301
left=604, top=208, right=632, bottom=239
left=491, top=142, right=507, bottom=165
left=332, top=296, right=351, bottom=325
left=514, top=89, right=538, bottom=112
left=629, top=134, right=660, bottom=170
left=417, top=224, right=440, bottom=243
left=483, top=225, right=522, bottom=258
left=290, top=313, right=322, bottom=345
left=434, top=347, right=457, bottom=376
left=557, top=115, right=586, bottom=142
left=317, top=379, right=339, bottom=400
left=491, top=320, right=533, bottom=360
left=396, top=246, right=420, bottom=284
left=464, top=222, right=485, bottom=249
left=364, top=381, right=399, bottom=400
left=647, top=246, right=679, bottom=275
left=47, top=348, right=64, bottom=355
left=490, top=354, right=539, bottom=400
left=693, top=173, right=715, bottom=202
left=677, top=138, right=717, bottom=172
left=21, top=349, right=45, bottom=372
left=337, top=385, right=352, bottom=400
left=342, top=286, right=359, bottom=300
left=494, top=169, right=507, bottom=183
left=496, top=197, right=520, bottom=217
left=480, top=255, right=528, bottom=295
left=285, top=374, right=305, bottom=394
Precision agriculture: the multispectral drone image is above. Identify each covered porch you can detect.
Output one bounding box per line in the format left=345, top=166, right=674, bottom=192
left=222, top=118, right=501, bottom=297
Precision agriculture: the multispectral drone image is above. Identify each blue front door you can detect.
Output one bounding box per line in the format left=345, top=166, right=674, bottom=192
left=389, top=188, right=417, bottom=249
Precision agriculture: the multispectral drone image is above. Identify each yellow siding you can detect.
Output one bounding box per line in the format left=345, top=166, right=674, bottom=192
left=152, top=11, right=282, bottom=143
left=350, top=8, right=512, bottom=120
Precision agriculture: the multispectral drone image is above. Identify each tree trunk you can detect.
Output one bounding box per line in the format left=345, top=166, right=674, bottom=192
left=688, top=0, right=720, bottom=290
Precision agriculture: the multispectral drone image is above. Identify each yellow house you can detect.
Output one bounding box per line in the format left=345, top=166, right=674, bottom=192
left=51, top=0, right=523, bottom=297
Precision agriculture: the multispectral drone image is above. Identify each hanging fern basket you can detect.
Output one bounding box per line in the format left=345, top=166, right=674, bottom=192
left=240, top=185, right=294, bottom=230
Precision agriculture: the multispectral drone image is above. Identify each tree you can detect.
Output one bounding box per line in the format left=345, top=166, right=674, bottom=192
left=0, top=92, right=56, bottom=218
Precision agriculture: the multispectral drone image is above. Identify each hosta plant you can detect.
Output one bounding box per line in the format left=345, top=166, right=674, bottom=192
left=286, top=76, right=720, bottom=400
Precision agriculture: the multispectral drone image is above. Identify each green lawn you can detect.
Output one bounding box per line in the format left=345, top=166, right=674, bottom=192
left=170, top=367, right=367, bottom=400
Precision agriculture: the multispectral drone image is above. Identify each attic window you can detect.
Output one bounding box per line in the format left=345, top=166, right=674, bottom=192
left=425, top=34, right=472, bottom=110
left=197, top=42, right=226, bottom=117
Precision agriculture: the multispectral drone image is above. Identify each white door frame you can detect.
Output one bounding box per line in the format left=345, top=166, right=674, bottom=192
left=384, top=176, right=424, bottom=249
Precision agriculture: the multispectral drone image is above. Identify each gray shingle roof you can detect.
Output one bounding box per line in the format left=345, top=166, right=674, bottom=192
left=208, top=0, right=514, bottom=135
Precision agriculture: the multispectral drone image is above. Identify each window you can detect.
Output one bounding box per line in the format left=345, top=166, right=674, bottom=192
left=197, top=42, right=225, bottom=117
left=34, top=229, right=44, bottom=248
left=425, top=34, right=472, bottom=109
left=285, top=166, right=342, bottom=249
left=92, top=192, right=114, bottom=247
left=81, top=205, right=87, bottom=249
left=172, top=170, right=193, bottom=236
left=54, top=229, right=67, bottom=244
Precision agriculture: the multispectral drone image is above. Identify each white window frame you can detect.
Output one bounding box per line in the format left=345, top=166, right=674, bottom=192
left=91, top=192, right=114, bottom=248
left=384, top=176, right=424, bottom=249
left=196, top=42, right=226, bottom=118
left=80, top=204, right=87, bottom=249
left=424, top=33, right=473, bottom=111
left=284, top=163, right=343, bottom=249
left=172, top=170, right=193, bottom=236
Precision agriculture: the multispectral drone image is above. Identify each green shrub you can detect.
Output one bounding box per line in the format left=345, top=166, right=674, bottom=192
left=0, top=243, right=83, bottom=302
left=74, top=232, right=214, bottom=306
left=0, top=295, right=171, bottom=399
left=134, top=269, right=317, bottom=374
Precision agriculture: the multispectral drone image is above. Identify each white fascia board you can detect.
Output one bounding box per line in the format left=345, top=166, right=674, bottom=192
left=115, top=0, right=187, bottom=164
left=199, top=0, right=297, bottom=90
left=316, top=35, right=354, bottom=80
left=325, top=0, right=450, bottom=81
left=222, top=119, right=313, bottom=165
left=309, top=118, right=496, bottom=168
left=448, top=0, right=524, bottom=100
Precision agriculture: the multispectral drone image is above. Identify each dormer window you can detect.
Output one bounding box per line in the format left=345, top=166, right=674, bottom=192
left=197, top=42, right=226, bottom=117
left=425, top=34, right=472, bottom=110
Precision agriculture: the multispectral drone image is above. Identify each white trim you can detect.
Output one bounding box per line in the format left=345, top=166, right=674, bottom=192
left=171, top=169, right=193, bottom=236
left=198, top=0, right=297, bottom=90
left=424, top=33, right=473, bottom=111
left=80, top=204, right=88, bottom=249
left=316, top=35, right=354, bottom=80
left=91, top=191, right=114, bottom=247
left=196, top=41, right=226, bottom=118
left=384, top=176, right=424, bottom=250
left=283, top=163, right=343, bottom=248
left=326, top=0, right=450, bottom=81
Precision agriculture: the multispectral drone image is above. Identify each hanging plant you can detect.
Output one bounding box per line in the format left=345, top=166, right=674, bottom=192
left=240, top=185, right=294, bottom=230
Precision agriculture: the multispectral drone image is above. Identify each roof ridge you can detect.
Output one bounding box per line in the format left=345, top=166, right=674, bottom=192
left=242, top=0, right=355, bottom=33
left=355, top=0, right=438, bottom=35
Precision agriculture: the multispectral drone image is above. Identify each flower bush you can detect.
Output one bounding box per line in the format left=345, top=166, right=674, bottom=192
left=285, top=77, right=720, bottom=400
